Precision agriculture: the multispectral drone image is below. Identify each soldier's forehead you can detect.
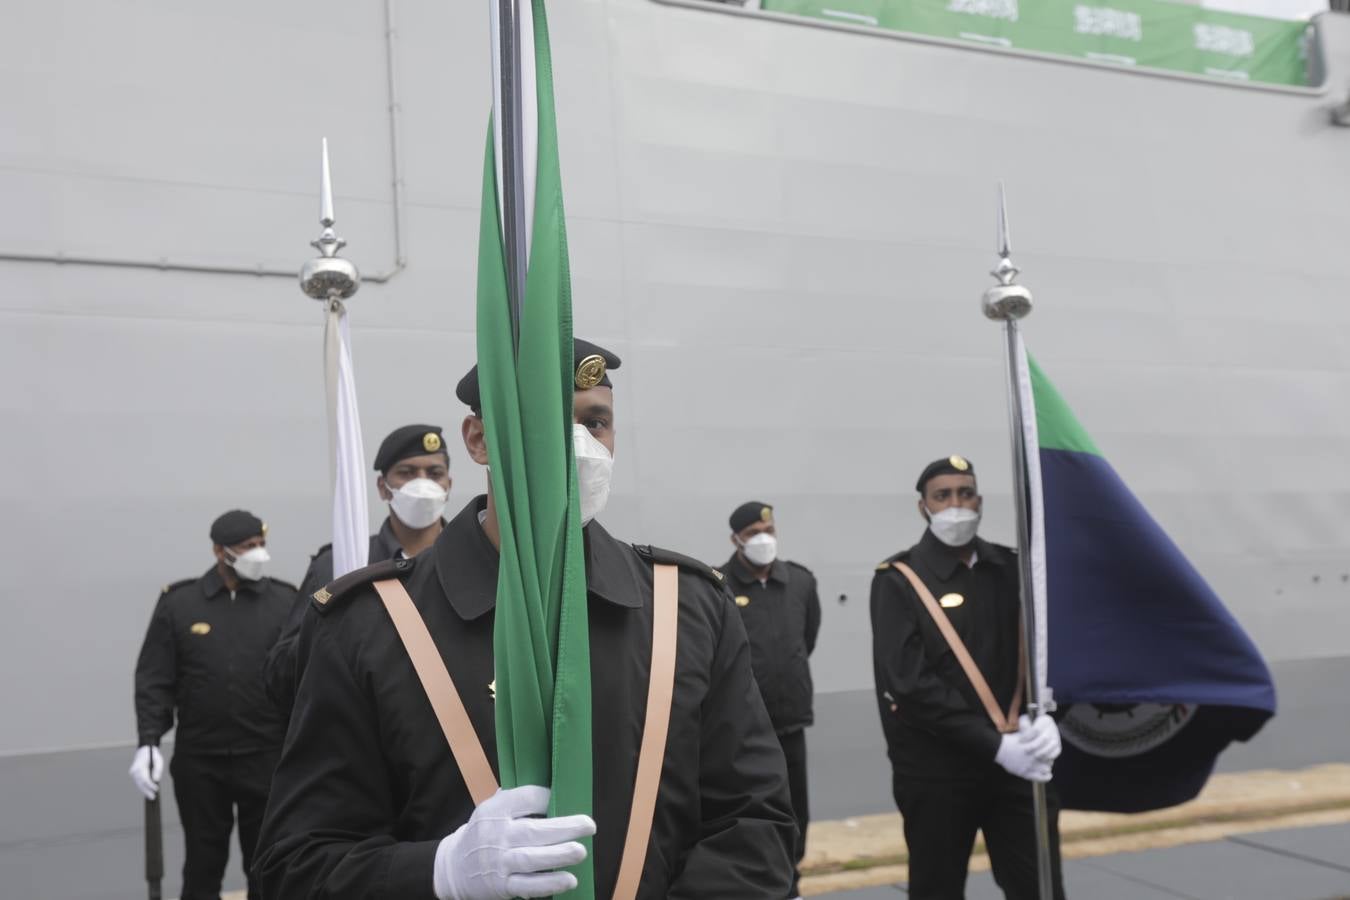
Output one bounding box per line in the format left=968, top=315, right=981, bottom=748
left=927, top=474, right=977, bottom=489
left=573, top=389, right=613, bottom=409
left=389, top=452, right=447, bottom=467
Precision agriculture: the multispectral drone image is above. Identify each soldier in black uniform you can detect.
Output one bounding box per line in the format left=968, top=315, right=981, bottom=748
left=264, top=423, right=452, bottom=714
left=871, top=457, right=1065, bottom=900
left=254, top=340, right=795, bottom=899
left=722, top=500, right=821, bottom=900
left=131, top=510, right=296, bottom=900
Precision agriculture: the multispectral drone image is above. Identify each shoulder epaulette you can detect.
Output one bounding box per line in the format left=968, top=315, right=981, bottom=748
left=160, top=577, right=196, bottom=596
left=786, top=559, right=815, bottom=578
left=633, top=544, right=726, bottom=587
left=310, top=556, right=414, bottom=615
left=308, top=542, right=334, bottom=562
left=874, top=550, right=911, bottom=572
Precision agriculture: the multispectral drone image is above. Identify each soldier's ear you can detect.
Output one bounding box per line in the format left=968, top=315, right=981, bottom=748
left=375, top=475, right=392, bottom=502
left=461, top=415, right=490, bottom=466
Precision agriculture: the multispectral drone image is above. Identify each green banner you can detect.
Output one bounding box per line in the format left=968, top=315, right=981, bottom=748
left=764, top=0, right=1311, bottom=87
left=477, top=0, right=595, bottom=896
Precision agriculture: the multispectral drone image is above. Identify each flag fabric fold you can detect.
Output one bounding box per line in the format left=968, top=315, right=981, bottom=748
left=478, top=1, right=595, bottom=896
left=1019, top=342, right=1276, bottom=812
left=324, top=303, right=370, bottom=580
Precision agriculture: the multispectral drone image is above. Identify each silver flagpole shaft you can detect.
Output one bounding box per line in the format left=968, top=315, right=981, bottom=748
left=984, top=184, right=1054, bottom=900
left=498, top=0, right=528, bottom=356
left=1001, top=319, right=1054, bottom=900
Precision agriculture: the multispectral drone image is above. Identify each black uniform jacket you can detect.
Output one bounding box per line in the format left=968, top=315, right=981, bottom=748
left=263, top=517, right=406, bottom=714
left=870, top=529, right=1023, bottom=779
left=255, top=496, right=795, bottom=900
left=722, top=554, right=821, bottom=735
left=134, top=566, right=295, bottom=753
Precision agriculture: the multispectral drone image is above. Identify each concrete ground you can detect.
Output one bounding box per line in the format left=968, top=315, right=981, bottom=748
left=1, top=656, right=1346, bottom=900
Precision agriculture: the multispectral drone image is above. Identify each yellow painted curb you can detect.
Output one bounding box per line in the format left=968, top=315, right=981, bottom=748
left=800, top=764, right=1350, bottom=896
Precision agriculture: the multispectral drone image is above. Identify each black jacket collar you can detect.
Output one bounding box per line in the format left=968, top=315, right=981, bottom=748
left=724, top=553, right=789, bottom=587
left=200, top=564, right=262, bottom=599
left=373, top=516, right=404, bottom=559
left=911, top=528, right=1010, bottom=581
left=373, top=513, right=449, bottom=560
left=434, top=495, right=645, bottom=621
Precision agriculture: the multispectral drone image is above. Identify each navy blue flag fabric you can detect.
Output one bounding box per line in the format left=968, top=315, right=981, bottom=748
left=1026, top=349, right=1276, bottom=812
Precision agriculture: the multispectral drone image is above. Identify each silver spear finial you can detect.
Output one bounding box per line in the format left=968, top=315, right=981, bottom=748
left=301, top=137, right=361, bottom=301
left=982, top=181, right=1033, bottom=321
left=320, top=137, right=335, bottom=230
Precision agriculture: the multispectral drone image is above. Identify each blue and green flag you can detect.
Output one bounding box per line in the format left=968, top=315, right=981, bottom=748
left=478, top=1, right=594, bottom=894
left=1018, top=339, right=1276, bottom=812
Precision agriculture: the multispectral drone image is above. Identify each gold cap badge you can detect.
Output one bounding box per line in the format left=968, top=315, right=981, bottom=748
left=949, top=455, right=970, bottom=472
left=735, top=595, right=751, bottom=607
left=423, top=432, right=443, bottom=453
left=575, top=354, right=606, bottom=390
left=260, top=522, right=269, bottom=536
left=938, top=593, right=965, bottom=609
left=190, top=622, right=212, bottom=635
left=760, top=506, right=773, bottom=522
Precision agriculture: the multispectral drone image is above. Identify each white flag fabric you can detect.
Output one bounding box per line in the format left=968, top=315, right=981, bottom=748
left=325, top=302, right=369, bottom=579
left=1013, top=329, right=1049, bottom=703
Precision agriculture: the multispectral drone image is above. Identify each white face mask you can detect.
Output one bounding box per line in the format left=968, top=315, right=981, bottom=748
left=573, top=423, right=613, bottom=525
left=926, top=506, right=981, bottom=548
left=225, top=546, right=270, bottom=581
left=389, top=477, right=449, bottom=530
left=738, top=533, right=778, bottom=567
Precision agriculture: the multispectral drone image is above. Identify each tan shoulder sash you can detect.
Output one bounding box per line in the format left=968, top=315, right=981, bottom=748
left=612, top=563, right=679, bottom=900
left=373, top=578, right=499, bottom=804
left=891, top=562, right=1025, bottom=734
left=373, top=565, right=680, bottom=900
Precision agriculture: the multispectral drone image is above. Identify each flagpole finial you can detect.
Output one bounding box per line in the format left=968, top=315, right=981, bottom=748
left=320, top=137, right=336, bottom=230
left=301, top=137, right=361, bottom=302
left=983, top=181, right=1033, bottom=321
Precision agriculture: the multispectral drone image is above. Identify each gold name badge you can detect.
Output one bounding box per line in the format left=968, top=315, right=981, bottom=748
left=735, top=596, right=751, bottom=607
left=938, top=593, right=965, bottom=609
left=190, top=622, right=212, bottom=635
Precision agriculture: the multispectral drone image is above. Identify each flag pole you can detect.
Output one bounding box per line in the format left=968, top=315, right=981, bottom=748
left=982, top=182, right=1054, bottom=900
left=497, top=0, right=529, bottom=356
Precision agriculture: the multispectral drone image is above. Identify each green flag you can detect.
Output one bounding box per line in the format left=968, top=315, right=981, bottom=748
left=477, top=1, right=594, bottom=897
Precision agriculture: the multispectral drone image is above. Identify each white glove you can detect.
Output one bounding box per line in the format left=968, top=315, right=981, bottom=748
left=1018, top=714, right=1062, bottom=763
left=129, top=745, right=164, bottom=800
left=433, top=785, right=596, bottom=900
left=995, top=732, right=1052, bottom=783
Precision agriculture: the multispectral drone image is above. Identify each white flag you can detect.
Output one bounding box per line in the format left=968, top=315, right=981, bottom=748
left=325, top=303, right=369, bottom=578
left=1013, top=329, right=1049, bottom=703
